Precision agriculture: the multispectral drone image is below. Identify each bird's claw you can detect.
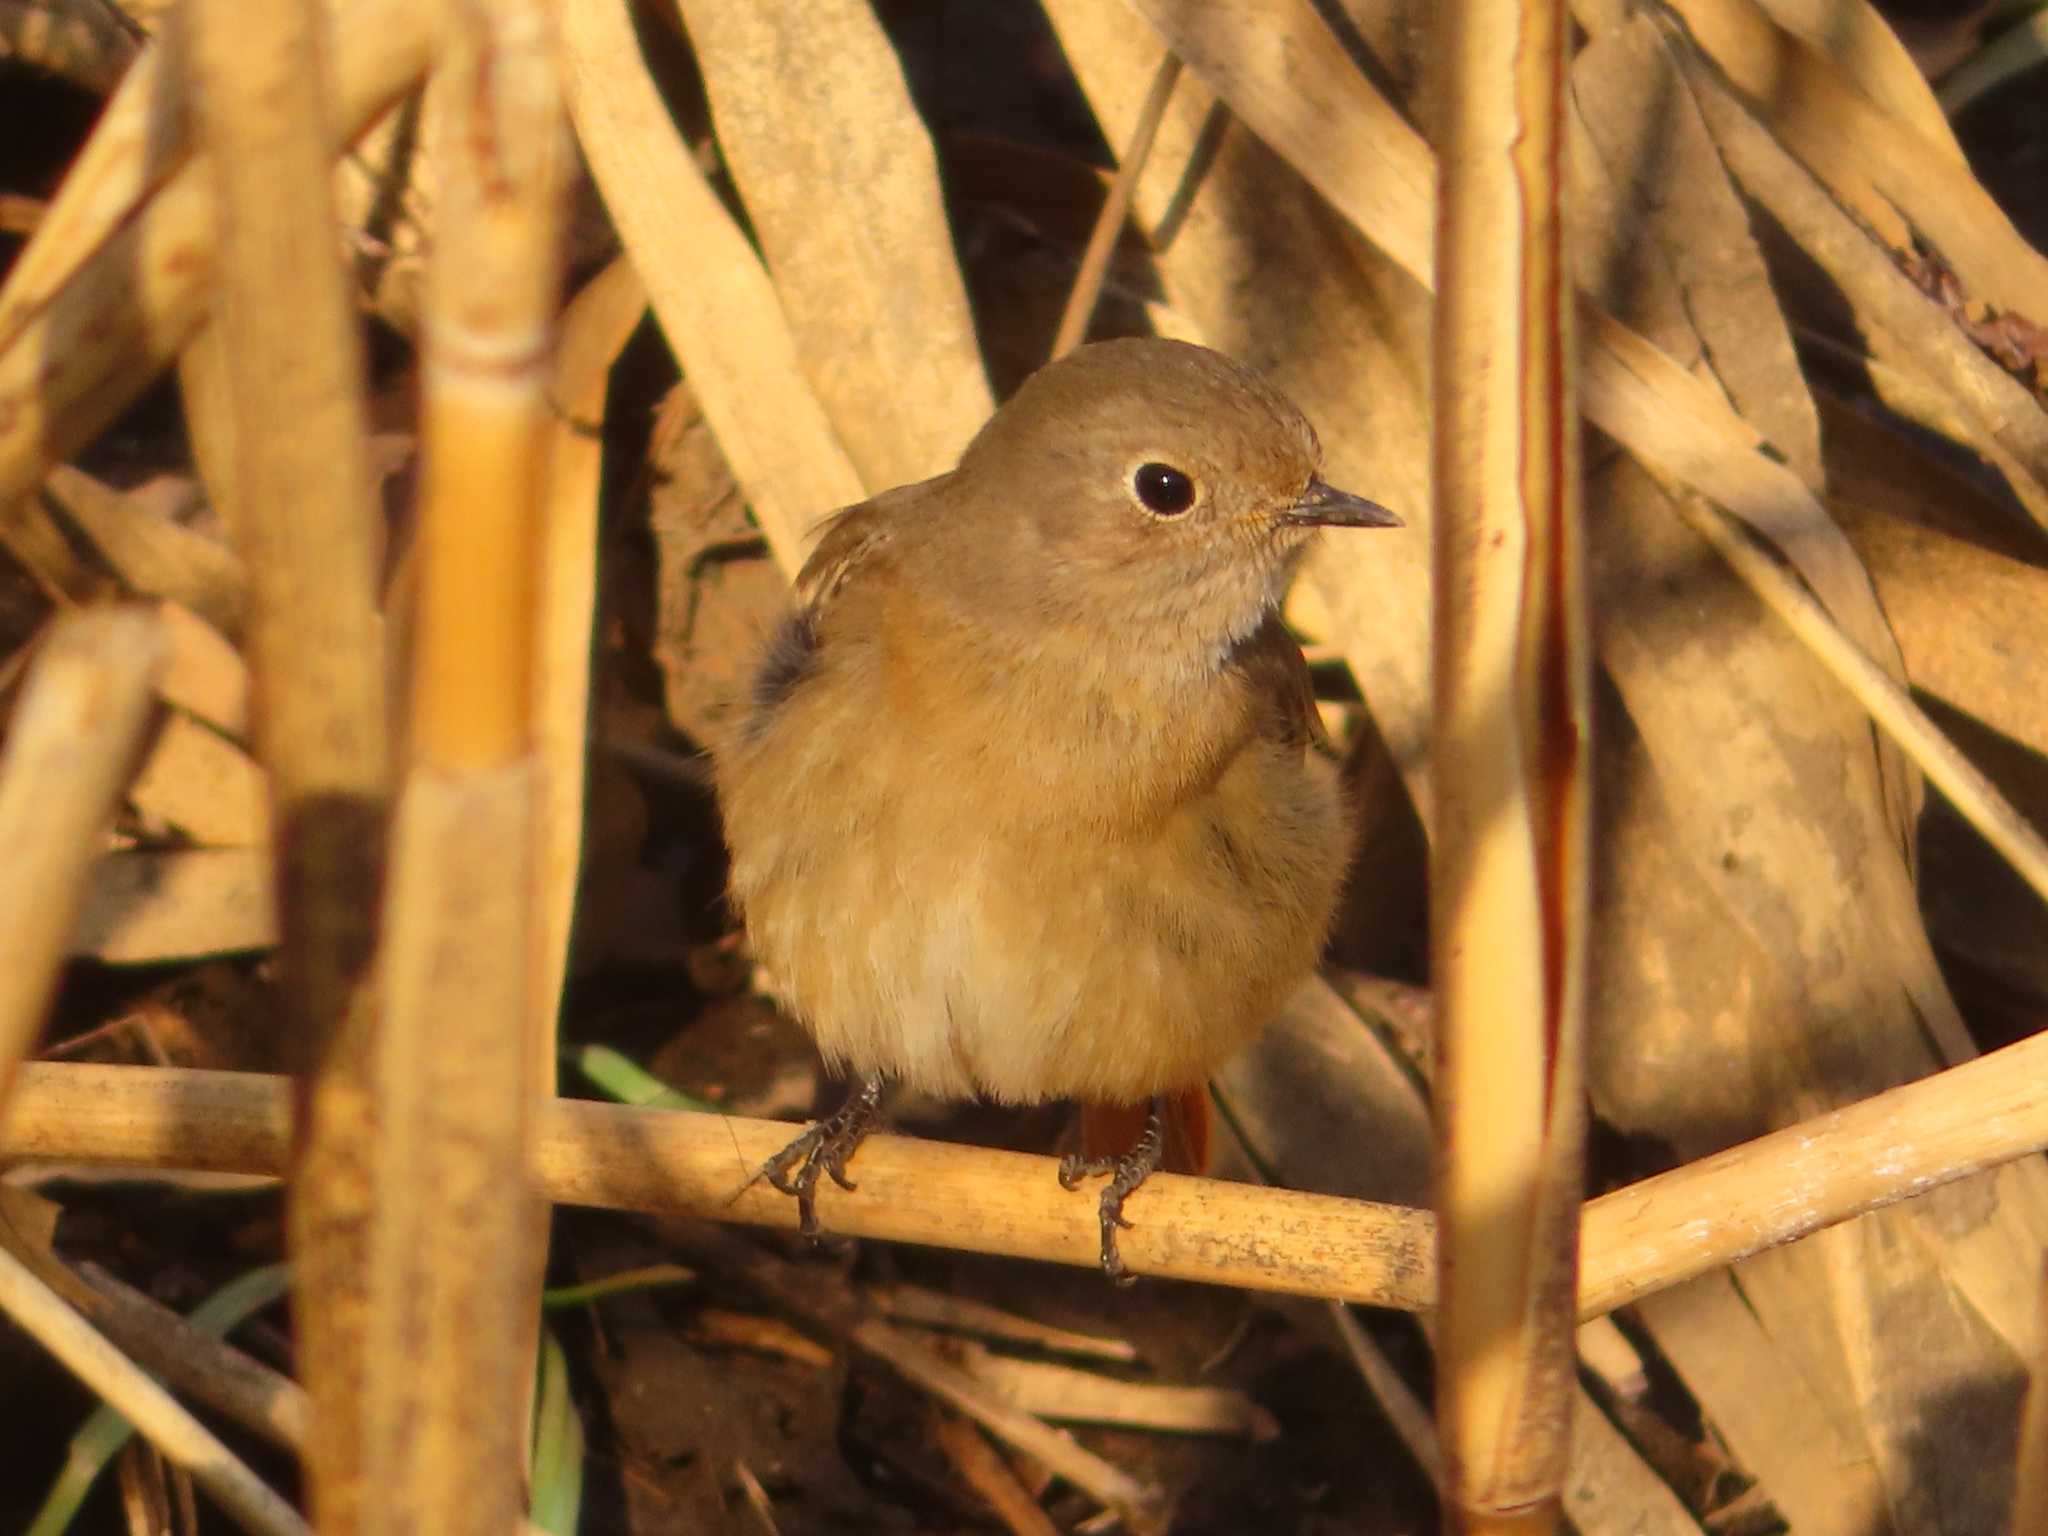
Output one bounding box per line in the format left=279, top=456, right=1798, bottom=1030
left=1063, top=1100, right=1166, bottom=1283
left=758, top=1075, right=884, bottom=1239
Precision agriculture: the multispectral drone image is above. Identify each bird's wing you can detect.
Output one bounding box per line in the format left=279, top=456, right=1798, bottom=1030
left=1226, top=612, right=1331, bottom=754
left=792, top=477, right=939, bottom=617
left=741, top=479, right=938, bottom=738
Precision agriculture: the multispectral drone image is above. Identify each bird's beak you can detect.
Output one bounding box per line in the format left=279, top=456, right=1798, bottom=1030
left=1284, top=478, right=1403, bottom=529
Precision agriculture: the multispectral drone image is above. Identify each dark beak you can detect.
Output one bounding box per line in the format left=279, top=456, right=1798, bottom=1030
left=1285, top=478, right=1403, bottom=529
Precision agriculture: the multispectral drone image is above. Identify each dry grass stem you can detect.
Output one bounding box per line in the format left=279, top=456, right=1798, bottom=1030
left=872, top=1284, right=1140, bottom=1363
left=533, top=257, right=647, bottom=1044
left=0, top=607, right=163, bottom=1105
left=72, top=846, right=275, bottom=963
left=41, top=465, right=249, bottom=639
left=928, top=1408, right=1064, bottom=1536
left=1431, top=0, right=1590, bottom=1525
left=0, top=0, right=138, bottom=91
left=0, top=1243, right=309, bottom=1536
left=667, top=1223, right=1160, bottom=1518
left=0, top=0, right=433, bottom=512
left=1666, top=488, right=2048, bottom=909
left=674, top=0, right=992, bottom=487
left=1050, top=51, right=1183, bottom=362
left=1681, top=56, right=2048, bottom=531
left=71, top=1262, right=310, bottom=1452
left=560, top=0, right=862, bottom=575
left=183, top=0, right=391, bottom=1524
left=955, top=1343, right=1276, bottom=1438
left=359, top=0, right=566, bottom=1528
left=1633, top=0, right=2047, bottom=317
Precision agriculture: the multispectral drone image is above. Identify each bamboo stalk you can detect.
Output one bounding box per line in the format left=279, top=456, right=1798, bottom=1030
left=1431, top=0, right=1588, bottom=1527
left=182, top=0, right=391, bottom=1528
left=360, top=2, right=567, bottom=1530
left=13, top=1025, right=2048, bottom=1319
left=0, top=608, right=163, bottom=1106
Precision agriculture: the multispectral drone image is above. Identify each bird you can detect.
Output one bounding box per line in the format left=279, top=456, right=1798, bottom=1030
left=710, top=337, right=1399, bottom=1278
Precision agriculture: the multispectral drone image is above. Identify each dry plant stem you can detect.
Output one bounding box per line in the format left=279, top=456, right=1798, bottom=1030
left=1050, top=51, right=1183, bottom=361
left=673, top=0, right=992, bottom=488
left=73, top=1262, right=310, bottom=1452
left=41, top=464, right=249, bottom=639
left=0, top=0, right=434, bottom=514
left=0, top=1244, right=308, bottom=1536
left=559, top=0, right=861, bottom=575
left=533, top=258, right=647, bottom=1051
left=665, top=1223, right=1159, bottom=1518
left=2014, top=1259, right=2048, bottom=1536
left=1666, top=488, right=2048, bottom=908
left=0, top=0, right=138, bottom=91
left=0, top=607, right=163, bottom=1105
left=362, top=2, right=565, bottom=1531
left=1326, top=1302, right=1443, bottom=1486
left=1641, top=0, right=2048, bottom=320
left=19, top=1018, right=2048, bottom=1321
left=0, top=1030, right=2018, bottom=1318
left=1432, top=0, right=1589, bottom=1526
left=183, top=0, right=391, bottom=1529
left=928, top=1408, right=1064, bottom=1536
left=1681, top=53, right=2048, bottom=528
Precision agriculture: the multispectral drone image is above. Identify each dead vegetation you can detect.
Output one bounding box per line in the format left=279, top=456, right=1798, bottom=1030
left=2, top=0, right=2048, bottom=1531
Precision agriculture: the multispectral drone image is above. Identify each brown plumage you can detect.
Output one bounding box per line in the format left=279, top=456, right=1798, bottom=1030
left=711, top=338, right=1400, bottom=1275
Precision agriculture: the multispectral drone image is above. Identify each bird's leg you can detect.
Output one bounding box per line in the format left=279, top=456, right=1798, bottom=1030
left=1059, top=1096, right=1167, bottom=1284
left=760, top=1073, right=886, bottom=1238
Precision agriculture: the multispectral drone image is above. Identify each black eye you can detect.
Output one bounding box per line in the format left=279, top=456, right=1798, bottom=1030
left=1133, top=462, right=1196, bottom=515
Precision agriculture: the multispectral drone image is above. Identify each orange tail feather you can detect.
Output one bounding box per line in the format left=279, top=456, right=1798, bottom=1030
left=1078, top=1087, right=1211, bottom=1174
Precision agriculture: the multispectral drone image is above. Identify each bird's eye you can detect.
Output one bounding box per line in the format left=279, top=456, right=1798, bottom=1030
left=1133, top=462, right=1196, bottom=516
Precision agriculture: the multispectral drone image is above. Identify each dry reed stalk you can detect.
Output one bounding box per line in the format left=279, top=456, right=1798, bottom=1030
left=0, top=0, right=434, bottom=514
left=1680, top=54, right=2048, bottom=530
left=520, top=246, right=643, bottom=1508
left=928, top=1409, right=1064, bottom=1536
left=0, top=0, right=138, bottom=91
left=673, top=0, right=992, bottom=489
left=0, top=608, right=162, bottom=1104
left=532, top=258, right=645, bottom=1053
left=1664, top=487, right=2048, bottom=908
left=559, top=0, right=860, bottom=576
left=1050, top=51, right=1183, bottom=362
left=1626, top=0, right=2048, bottom=318
left=183, top=0, right=390, bottom=1527
left=41, top=464, right=249, bottom=639
left=21, top=1022, right=2048, bottom=1323
left=359, top=2, right=566, bottom=1530
left=1431, top=0, right=1589, bottom=1528
left=0, top=1243, right=308, bottom=1536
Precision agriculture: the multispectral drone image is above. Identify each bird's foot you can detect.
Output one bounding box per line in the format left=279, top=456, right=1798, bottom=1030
left=760, top=1074, right=885, bottom=1238
left=1059, top=1098, right=1166, bottom=1285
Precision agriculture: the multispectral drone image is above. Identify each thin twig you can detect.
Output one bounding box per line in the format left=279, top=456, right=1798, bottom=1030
left=1050, top=51, right=1182, bottom=360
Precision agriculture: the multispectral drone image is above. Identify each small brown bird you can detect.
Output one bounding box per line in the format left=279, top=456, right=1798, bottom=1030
left=713, top=338, right=1399, bottom=1277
